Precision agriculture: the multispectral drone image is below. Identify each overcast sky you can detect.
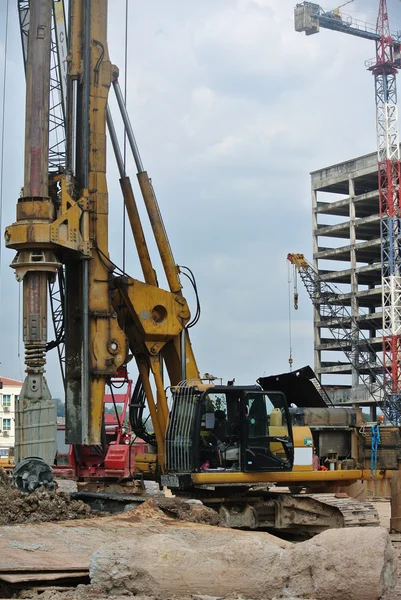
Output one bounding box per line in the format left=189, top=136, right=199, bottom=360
left=1, top=0, right=401, bottom=399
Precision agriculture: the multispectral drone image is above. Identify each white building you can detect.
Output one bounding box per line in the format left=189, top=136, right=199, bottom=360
left=0, top=377, right=22, bottom=449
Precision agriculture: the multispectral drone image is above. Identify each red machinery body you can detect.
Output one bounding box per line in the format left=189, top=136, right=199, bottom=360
left=54, top=376, right=148, bottom=485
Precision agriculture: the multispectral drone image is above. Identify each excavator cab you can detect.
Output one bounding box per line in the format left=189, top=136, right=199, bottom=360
left=163, top=384, right=294, bottom=488
left=244, top=390, right=293, bottom=471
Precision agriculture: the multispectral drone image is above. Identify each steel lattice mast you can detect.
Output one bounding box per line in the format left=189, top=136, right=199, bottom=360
left=370, top=0, right=401, bottom=422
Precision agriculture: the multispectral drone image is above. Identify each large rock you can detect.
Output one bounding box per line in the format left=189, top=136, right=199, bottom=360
left=90, top=501, right=396, bottom=600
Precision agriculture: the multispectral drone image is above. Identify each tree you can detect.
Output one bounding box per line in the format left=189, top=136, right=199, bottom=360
left=55, top=398, right=65, bottom=418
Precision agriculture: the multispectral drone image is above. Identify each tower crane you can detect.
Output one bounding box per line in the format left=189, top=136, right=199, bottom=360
left=295, top=1, right=401, bottom=422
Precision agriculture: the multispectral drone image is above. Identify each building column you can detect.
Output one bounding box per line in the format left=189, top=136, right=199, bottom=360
left=349, top=177, right=359, bottom=393
left=312, top=188, right=322, bottom=381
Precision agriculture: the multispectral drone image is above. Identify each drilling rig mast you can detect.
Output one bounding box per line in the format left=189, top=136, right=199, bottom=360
left=6, top=0, right=128, bottom=486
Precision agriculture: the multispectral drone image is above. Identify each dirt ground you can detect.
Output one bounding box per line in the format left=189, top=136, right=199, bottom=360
left=0, top=468, right=224, bottom=529
left=0, top=468, right=92, bottom=525
left=19, top=590, right=191, bottom=600
left=154, top=497, right=222, bottom=525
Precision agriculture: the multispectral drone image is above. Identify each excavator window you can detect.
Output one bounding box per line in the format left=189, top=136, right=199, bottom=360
left=197, top=390, right=242, bottom=471
left=243, top=391, right=293, bottom=472
left=166, top=386, right=293, bottom=478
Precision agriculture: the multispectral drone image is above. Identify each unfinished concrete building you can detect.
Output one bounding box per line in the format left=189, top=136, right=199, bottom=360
left=312, top=150, right=382, bottom=408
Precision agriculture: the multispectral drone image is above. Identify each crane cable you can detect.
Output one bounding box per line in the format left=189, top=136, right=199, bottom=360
left=336, top=0, right=354, bottom=9
left=0, top=0, right=9, bottom=307
left=287, top=261, right=294, bottom=372
left=122, top=0, right=129, bottom=273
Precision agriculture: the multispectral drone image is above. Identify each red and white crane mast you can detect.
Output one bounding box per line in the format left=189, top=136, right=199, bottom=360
left=371, top=0, right=401, bottom=420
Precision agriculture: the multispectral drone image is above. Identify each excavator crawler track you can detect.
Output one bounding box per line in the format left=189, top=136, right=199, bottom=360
left=304, top=493, right=380, bottom=528
left=72, top=489, right=380, bottom=536
left=209, top=491, right=380, bottom=534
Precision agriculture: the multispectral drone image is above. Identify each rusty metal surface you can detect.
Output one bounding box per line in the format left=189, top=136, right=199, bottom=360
left=366, top=477, right=392, bottom=499
left=24, top=0, right=52, bottom=198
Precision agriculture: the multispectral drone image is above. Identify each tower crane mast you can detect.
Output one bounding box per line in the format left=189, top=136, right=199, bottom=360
left=295, top=1, right=401, bottom=422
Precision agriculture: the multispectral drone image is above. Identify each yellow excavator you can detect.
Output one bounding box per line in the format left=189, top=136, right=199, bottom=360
left=5, top=0, right=397, bottom=534
left=0, top=447, right=14, bottom=473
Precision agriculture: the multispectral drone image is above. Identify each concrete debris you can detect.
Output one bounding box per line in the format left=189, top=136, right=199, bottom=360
left=154, top=497, right=222, bottom=526
left=0, top=467, right=92, bottom=525
left=90, top=501, right=396, bottom=600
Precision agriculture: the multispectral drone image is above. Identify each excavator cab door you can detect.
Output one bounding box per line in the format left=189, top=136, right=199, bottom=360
left=243, top=391, right=293, bottom=472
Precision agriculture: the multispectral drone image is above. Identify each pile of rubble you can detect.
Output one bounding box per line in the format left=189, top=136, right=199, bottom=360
left=0, top=468, right=92, bottom=525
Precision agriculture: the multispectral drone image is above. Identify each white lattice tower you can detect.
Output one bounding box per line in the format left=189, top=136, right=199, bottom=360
left=372, top=0, right=401, bottom=420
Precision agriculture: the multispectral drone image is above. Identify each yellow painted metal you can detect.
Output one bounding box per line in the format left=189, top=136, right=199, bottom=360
left=54, top=0, right=65, bottom=25
left=5, top=173, right=91, bottom=257
left=117, top=278, right=190, bottom=342
left=366, top=478, right=390, bottom=498
left=288, top=253, right=308, bottom=270
left=69, top=0, right=82, bottom=78
left=16, top=199, right=55, bottom=222
left=120, top=176, right=157, bottom=287
left=293, top=425, right=312, bottom=446
left=50, top=176, right=91, bottom=255
left=88, top=377, right=106, bottom=446
left=137, top=358, right=164, bottom=469
left=81, top=0, right=127, bottom=443
left=162, top=331, right=200, bottom=384
left=149, top=355, right=168, bottom=433
left=0, top=454, right=15, bottom=471
left=5, top=222, right=54, bottom=248
left=134, top=453, right=157, bottom=475
left=192, top=469, right=393, bottom=486
left=137, top=171, right=182, bottom=294
left=292, top=425, right=314, bottom=471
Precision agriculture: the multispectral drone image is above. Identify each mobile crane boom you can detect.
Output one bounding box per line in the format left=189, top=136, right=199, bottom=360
left=287, top=253, right=399, bottom=421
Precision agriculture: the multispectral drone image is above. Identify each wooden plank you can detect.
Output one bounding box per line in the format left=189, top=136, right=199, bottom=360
left=0, top=571, right=88, bottom=583
left=0, top=567, right=87, bottom=574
